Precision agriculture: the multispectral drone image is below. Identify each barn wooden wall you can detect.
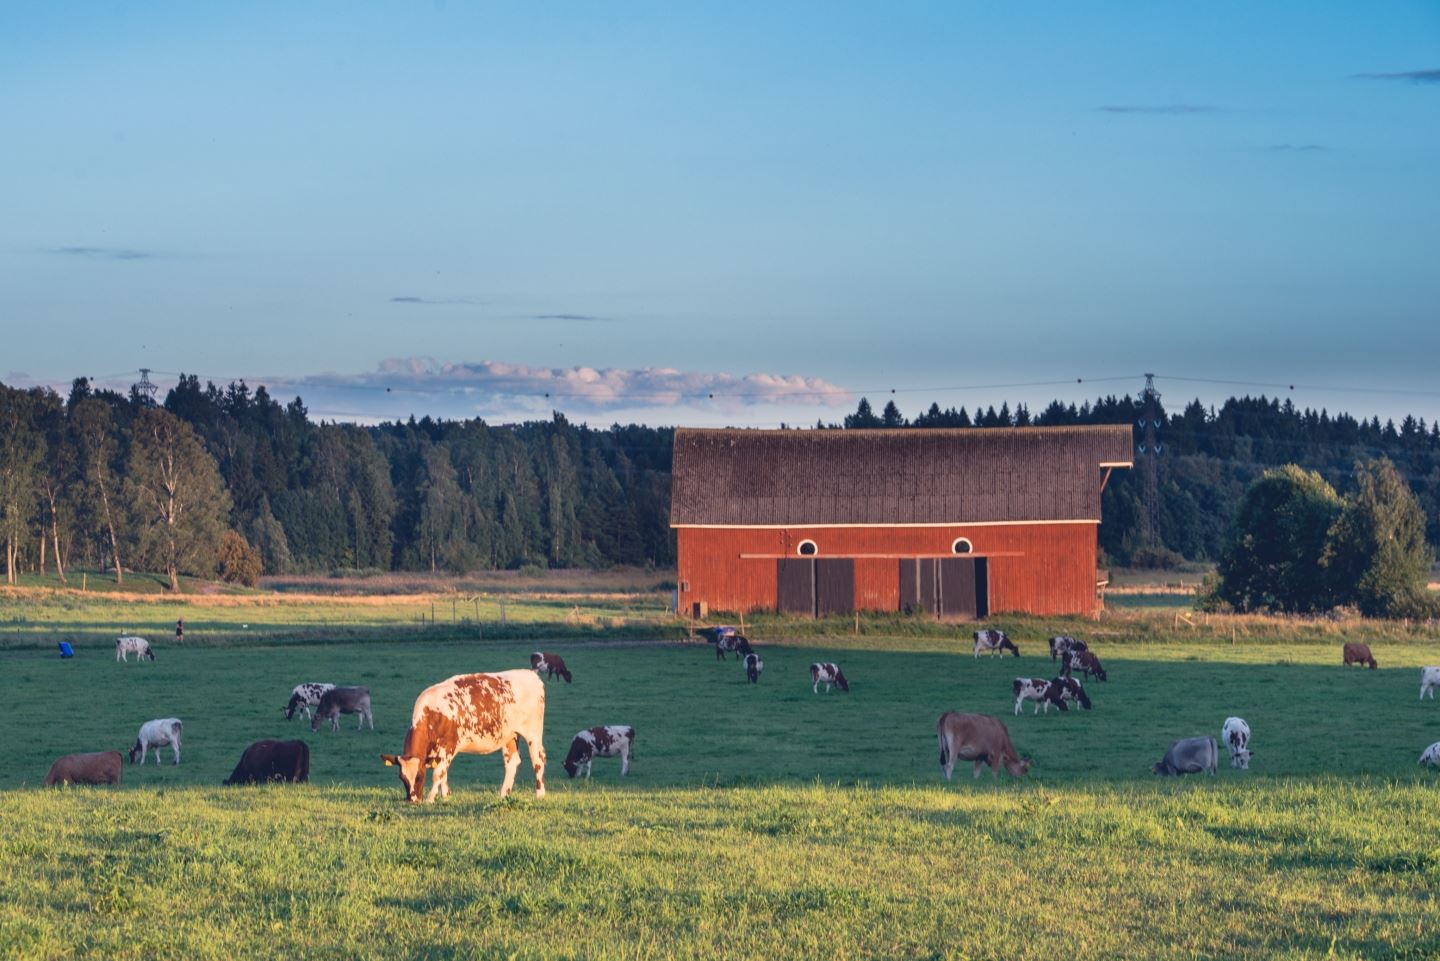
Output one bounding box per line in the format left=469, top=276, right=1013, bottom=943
left=676, top=523, right=1100, bottom=618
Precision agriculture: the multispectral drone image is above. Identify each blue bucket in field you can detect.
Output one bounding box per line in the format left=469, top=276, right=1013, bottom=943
left=57, top=642, right=74, bottom=658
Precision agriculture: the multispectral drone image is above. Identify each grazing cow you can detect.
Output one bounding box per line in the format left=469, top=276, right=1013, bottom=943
left=1152, top=736, right=1218, bottom=776
left=44, top=751, right=123, bottom=786
left=1049, top=635, right=1088, bottom=662
left=715, top=633, right=754, bottom=660
left=1067, top=649, right=1108, bottom=682
left=936, top=712, right=1032, bottom=780
left=1419, top=667, right=1440, bottom=701
left=973, top=629, right=1020, bottom=658
left=284, top=682, right=336, bottom=720
left=810, top=662, right=849, bottom=693
left=697, top=625, right=737, bottom=645
left=380, top=670, right=547, bottom=802
left=115, top=635, right=154, bottom=662
left=530, top=652, right=573, bottom=683
left=129, top=718, right=182, bottom=765
left=311, top=686, right=374, bottom=732
left=1221, top=717, right=1252, bottom=770
left=563, top=725, right=636, bottom=779
left=1419, top=742, right=1440, bottom=768
left=1012, top=677, right=1091, bottom=715
left=744, top=652, right=763, bottom=683
left=1343, top=642, right=1377, bottom=670
left=223, top=740, right=310, bottom=785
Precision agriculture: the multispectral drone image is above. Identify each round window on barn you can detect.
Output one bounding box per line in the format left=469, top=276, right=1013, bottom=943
left=951, top=538, right=973, bottom=554
left=797, top=539, right=818, bottom=556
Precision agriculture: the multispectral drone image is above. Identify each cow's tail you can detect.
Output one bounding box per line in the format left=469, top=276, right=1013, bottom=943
left=937, top=729, right=950, bottom=770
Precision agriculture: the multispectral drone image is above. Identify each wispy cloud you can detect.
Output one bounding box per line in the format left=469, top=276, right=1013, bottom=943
left=290, top=357, right=851, bottom=420
left=1098, top=104, right=1216, bottom=115
left=1353, top=68, right=1440, bottom=84
left=389, top=295, right=483, bottom=305
left=48, top=246, right=155, bottom=260
left=525, top=313, right=610, bottom=322
left=1270, top=143, right=1327, bottom=152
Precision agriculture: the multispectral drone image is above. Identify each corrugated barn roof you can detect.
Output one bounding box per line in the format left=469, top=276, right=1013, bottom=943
left=670, top=425, right=1133, bottom=526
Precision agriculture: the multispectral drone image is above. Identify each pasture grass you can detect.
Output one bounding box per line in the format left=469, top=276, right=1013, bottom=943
left=6, top=596, right=1440, bottom=958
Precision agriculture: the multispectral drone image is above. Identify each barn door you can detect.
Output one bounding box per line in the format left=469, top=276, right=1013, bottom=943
left=777, top=559, right=815, bottom=615
left=815, top=559, right=855, bottom=616
left=938, top=557, right=988, bottom=619
left=899, top=558, right=938, bottom=615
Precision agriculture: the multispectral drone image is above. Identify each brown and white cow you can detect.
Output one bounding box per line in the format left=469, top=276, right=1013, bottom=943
left=1343, top=642, right=1377, bottom=669
left=44, top=750, right=123, bottom=786
left=1066, top=649, right=1108, bottom=682
left=810, top=662, right=849, bottom=693
left=974, top=629, right=1020, bottom=658
left=936, top=712, right=1032, bottom=780
left=530, top=652, right=573, bottom=683
left=380, top=670, right=547, bottom=803
left=311, top=686, right=374, bottom=732
left=1013, top=677, right=1091, bottom=714
left=223, top=740, right=310, bottom=785
left=563, top=725, right=635, bottom=779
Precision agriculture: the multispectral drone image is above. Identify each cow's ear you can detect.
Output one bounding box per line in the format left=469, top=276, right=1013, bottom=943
left=425, top=756, right=440, bottom=769
left=380, top=754, right=399, bottom=766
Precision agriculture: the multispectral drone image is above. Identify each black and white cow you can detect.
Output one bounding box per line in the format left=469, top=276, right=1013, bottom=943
left=716, top=633, right=754, bottom=661
left=1419, top=742, right=1440, bottom=768
left=562, top=725, right=635, bottom=779
left=1152, top=736, right=1218, bottom=776
left=311, top=686, right=374, bottom=732
left=1012, top=677, right=1091, bottom=715
left=974, top=629, right=1020, bottom=658
left=810, top=662, right=849, bottom=693
left=1221, top=717, right=1252, bottom=770
left=744, top=652, right=763, bottom=683
left=1049, top=635, right=1087, bottom=662
left=284, top=682, right=336, bottom=720
left=115, top=635, right=155, bottom=662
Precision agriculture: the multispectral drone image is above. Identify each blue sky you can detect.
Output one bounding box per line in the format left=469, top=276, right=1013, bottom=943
left=2, top=1, right=1437, bottom=425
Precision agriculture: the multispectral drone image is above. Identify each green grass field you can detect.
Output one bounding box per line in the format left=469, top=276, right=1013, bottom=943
left=5, top=594, right=1440, bottom=958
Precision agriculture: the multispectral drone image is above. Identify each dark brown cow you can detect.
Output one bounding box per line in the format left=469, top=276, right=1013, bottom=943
left=44, top=751, right=123, bottom=786
left=380, top=670, right=547, bottom=803
left=223, top=740, right=311, bottom=785
left=1343, top=642, right=1377, bottom=670
left=936, top=712, right=1031, bottom=780
left=530, top=652, right=573, bottom=683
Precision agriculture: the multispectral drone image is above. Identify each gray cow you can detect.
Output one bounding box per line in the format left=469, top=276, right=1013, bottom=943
left=1152, top=736, right=1218, bottom=776
left=311, top=686, right=374, bottom=732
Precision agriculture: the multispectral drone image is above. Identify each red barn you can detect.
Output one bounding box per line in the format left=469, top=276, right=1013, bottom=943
left=671, top=425, right=1132, bottom=619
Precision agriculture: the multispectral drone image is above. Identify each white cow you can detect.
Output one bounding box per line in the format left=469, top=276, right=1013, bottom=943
left=1419, top=667, right=1440, bottom=701
left=130, top=718, right=183, bottom=765
left=1419, top=742, right=1440, bottom=768
left=115, top=635, right=155, bottom=662
left=1221, top=716, right=1252, bottom=769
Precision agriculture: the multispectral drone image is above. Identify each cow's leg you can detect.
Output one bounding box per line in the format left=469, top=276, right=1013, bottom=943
left=812, top=681, right=818, bottom=694
left=525, top=737, right=546, bottom=798
left=498, top=737, right=521, bottom=797
left=173, top=738, right=181, bottom=765
left=1013, top=697, right=1022, bottom=716
left=423, top=759, right=450, bottom=803
left=619, top=745, right=630, bottom=776
left=972, top=760, right=984, bottom=778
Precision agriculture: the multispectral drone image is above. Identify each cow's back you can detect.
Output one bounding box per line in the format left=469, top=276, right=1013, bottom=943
left=412, top=670, right=546, bottom=754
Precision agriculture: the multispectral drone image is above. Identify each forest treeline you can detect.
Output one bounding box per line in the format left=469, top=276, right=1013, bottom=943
left=4, top=376, right=1440, bottom=584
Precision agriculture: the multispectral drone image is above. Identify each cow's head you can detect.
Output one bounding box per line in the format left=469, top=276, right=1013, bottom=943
left=1151, top=761, right=1173, bottom=776
left=1070, top=680, right=1093, bottom=710
left=284, top=694, right=301, bottom=720
left=127, top=740, right=143, bottom=764
left=380, top=754, right=433, bottom=802
left=310, top=711, right=325, bottom=732
left=1232, top=749, right=1252, bottom=770
left=145, top=647, right=156, bottom=661
left=1002, top=639, right=1020, bottom=657
left=562, top=738, right=590, bottom=778
left=1005, top=756, right=1032, bottom=777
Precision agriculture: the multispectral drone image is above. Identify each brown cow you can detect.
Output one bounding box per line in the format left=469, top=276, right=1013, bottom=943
left=1343, top=642, right=1378, bottom=670
left=44, top=751, right=123, bottom=786
left=936, top=712, right=1032, bottom=780
left=223, top=740, right=310, bottom=785
left=530, top=652, right=572, bottom=683
left=381, top=670, right=547, bottom=803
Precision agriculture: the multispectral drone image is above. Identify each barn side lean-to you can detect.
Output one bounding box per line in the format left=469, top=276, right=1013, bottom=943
left=671, top=425, right=1133, bottom=619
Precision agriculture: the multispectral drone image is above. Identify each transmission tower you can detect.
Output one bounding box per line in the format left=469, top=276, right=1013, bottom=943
left=132, top=368, right=159, bottom=406
left=1136, top=373, right=1162, bottom=547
